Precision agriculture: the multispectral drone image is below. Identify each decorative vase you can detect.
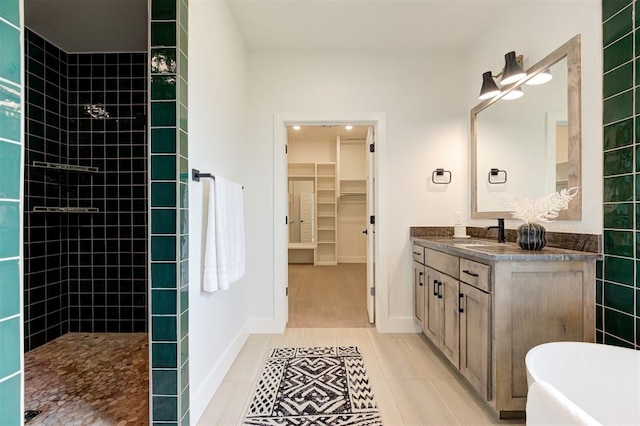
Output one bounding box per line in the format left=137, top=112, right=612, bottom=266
left=516, top=223, right=546, bottom=250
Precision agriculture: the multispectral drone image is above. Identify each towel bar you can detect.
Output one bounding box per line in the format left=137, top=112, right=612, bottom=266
left=192, top=169, right=244, bottom=189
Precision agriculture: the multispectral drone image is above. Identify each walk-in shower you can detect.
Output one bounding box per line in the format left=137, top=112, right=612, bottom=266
left=22, top=0, right=150, bottom=422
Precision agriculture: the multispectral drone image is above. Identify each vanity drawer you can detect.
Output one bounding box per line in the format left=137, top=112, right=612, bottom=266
left=425, top=248, right=459, bottom=278
left=459, top=258, right=490, bottom=292
left=412, top=245, right=424, bottom=263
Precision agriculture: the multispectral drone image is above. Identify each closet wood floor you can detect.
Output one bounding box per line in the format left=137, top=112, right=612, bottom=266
left=287, top=263, right=372, bottom=328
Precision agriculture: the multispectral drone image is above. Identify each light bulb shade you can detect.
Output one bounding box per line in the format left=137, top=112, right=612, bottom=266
left=502, top=87, right=524, bottom=100
left=479, top=71, right=501, bottom=100
left=525, top=69, right=552, bottom=85
left=500, top=51, right=526, bottom=85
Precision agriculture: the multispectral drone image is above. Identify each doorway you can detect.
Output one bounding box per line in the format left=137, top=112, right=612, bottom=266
left=284, top=122, right=376, bottom=328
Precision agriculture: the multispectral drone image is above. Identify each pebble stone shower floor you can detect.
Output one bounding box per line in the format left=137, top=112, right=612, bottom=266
left=24, top=333, right=148, bottom=425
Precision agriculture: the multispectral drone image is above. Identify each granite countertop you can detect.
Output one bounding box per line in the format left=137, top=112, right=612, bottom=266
left=411, top=237, right=602, bottom=262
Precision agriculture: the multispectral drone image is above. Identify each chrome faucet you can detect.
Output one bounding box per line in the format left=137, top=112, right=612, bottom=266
left=486, top=218, right=506, bottom=243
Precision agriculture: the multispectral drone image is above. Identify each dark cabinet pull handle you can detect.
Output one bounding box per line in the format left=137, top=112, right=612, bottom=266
left=418, top=271, right=423, bottom=286
left=413, top=251, right=421, bottom=256
left=433, top=280, right=439, bottom=296
left=437, top=281, right=442, bottom=299
left=462, top=269, right=479, bottom=277
left=459, top=293, right=464, bottom=313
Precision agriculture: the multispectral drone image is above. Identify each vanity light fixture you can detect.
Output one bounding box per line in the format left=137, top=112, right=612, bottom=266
left=292, top=125, right=301, bottom=130
left=500, top=51, right=527, bottom=85
left=525, top=69, right=553, bottom=85
left=479, top=71, right=501, bottom=100
left=502, top=87, right=524, bottom=100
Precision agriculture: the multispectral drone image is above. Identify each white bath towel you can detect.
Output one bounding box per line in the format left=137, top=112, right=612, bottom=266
left=526, top=380, right=600, bottom=425
left=203, top=176, right=245, bottom=292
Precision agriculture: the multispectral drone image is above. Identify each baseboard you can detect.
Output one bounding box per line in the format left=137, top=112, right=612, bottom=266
left=337, top=256, right=366, bottom=263
left=190, top=322, right=251, bottom=424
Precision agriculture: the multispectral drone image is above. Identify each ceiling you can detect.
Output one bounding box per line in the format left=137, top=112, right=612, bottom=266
left=23, top=0, right=557, bottom=54
left=24, top=0, right=147, bottom=52
left=227, top=0, right=512, bottom=52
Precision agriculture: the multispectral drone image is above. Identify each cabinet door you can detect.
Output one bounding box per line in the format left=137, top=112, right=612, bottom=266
left=423, top=268, right=440, bottom=344
left=439, top=276, right=460, bottom=368
left=459, top=282, right=491, bottom=400
left=413, top=261, right=425, bottom=324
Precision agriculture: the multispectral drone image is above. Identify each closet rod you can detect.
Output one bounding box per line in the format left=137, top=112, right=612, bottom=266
left=191, top=169, right=244, bottom=189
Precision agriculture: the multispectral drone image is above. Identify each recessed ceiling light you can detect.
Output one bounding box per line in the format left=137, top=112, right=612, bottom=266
left=292, top=125, right=301, bottom=130
left=345, top=125, right=353, bottom=130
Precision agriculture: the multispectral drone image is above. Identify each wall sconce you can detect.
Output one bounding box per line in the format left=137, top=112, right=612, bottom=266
left=478, top=51, right=527, bottom=100
left=525, top=68, right=553, bottom=85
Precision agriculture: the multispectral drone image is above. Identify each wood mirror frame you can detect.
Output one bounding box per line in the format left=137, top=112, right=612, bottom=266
left=471, top=34, right=582, bottom=220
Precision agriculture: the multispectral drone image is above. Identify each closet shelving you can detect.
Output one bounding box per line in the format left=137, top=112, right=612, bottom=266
left=31, top=160, right=100, bottom=213
left=314, top=162, right=337, bottom=265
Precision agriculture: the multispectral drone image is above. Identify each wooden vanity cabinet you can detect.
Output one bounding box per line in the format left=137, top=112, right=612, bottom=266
left=412, top=245, right=425, bottom=325
left=412, top=240, right=596, bottom=419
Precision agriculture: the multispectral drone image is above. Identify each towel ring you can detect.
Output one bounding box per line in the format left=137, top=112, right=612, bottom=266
left=432, top=168, right=452, bottom=184
left=488, top=168, right=507, bottom=184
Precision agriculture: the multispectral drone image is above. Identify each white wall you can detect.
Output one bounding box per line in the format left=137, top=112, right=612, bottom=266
left=188, top=1, right=251, bottom=422
left=247, top=51, right=469, bottom=330
left=465, top=1, right=602, bottom=233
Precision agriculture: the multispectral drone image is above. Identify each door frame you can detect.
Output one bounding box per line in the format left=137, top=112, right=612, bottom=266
left=273, top=112, right=388, bottom=331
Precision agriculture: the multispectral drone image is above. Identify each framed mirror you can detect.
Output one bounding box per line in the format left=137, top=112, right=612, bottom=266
left=471, top=34, right=582, bottom=220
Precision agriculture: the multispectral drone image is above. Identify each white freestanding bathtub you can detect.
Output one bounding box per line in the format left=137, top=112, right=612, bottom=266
left=525, top=341, right=640, bottom=425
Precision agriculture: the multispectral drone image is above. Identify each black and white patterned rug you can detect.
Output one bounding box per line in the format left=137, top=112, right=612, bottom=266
left=244, top=346, right=383, bottom=425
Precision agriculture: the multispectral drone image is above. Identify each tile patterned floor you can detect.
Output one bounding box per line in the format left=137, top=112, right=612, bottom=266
left=24, top=333, right=148, bottom=425
left=198, top=328, right=525, bottom=426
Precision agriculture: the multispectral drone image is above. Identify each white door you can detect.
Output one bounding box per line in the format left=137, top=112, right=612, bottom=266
left=366, top=126, right=375, bottom=323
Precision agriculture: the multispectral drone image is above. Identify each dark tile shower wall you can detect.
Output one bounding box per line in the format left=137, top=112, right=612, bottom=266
left=24, top=29, right=69, bottom=351
left=67, top=52, right=148, bottom=333
left=602, top=0, right=640, bottom=349
left=23, top=29, right=149, bottom=350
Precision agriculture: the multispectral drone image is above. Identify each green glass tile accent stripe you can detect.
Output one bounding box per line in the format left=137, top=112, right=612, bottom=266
left=152, top=128, right=177, bottom=153
left=180, top=235, right=188, bottom=261
left=179, top=103, right=188, bottom=132
left=604, top=62, right=632, bottom=98
left=596, top=280, right=603, bottom=304
left=152, top=209, right=177, bottom=234
left=153, top=370, right=178, bottom=395
left=179, top=157, right=188, bottom=183
left=181, top=385, right=189, bottom=417
left=153, top=396, right=178, bottom=421
left=151, top=182, right=177, bottom=207
left=180, top=130, right=188, bottom=154
left=604, top=34, right=632, bottom=73
left=152, top=289, right=177, bottom=315
left=152, top=22, right=177, bottom=47
left=0, top=201, right=19, bottom=258
left=152, top=75, right=177, bottom=100
left=152, top=263, right=177, bottom=290
left=152, top=315, right=177, bottom=341
left=151, top=236, right=177, bottom=261
left=604, top=0, right=632, bottom=21
left=604, top=255, right=634, bottom=286
left=603, top=4, right=632, bottom=46
left=179, top=209, right=188, bottom=234
left=0, top=21, right=21, bottom=84
left=152, top=102, right=177, bottom=127
left=605, top=230, right=633, bottom=257
left=152, top=0, right=177, bottom=20
left=152, top=342, right=178, bottom=368
left=0, top=1, right=19, bottom=26
left=152, top=154, right=177, bottom=180
left=604, top=175, right=633, bottom=202
left=604, top=332, right=635, bottom=348
left=0, top=374, right=20, bottom=425
left=604, top=202, right=633, bottom=228
left=180, top=280, right=188, bottom=312
left=604, top=119, right=632, bottom=149
left=0, top=317, right=20, bottom=378
left=0, top=82, right=21, bottom=142
left=604, top=282, right=634, bottom=314
left=635, top=174, right=640, bottom=200
left=596, top=302, right=603, bottom=329
left=604, top=90, right=633, bottom=124
left=179, top=183, right=188, bottom=208
left=180, top=310, right=188, bottom=336
left=604, top=308, right=635, bottom=342
left=179, top=260, right=188, bottom=286
left=180, top=26, right=188, bottom=56
left=180, top=77, right=188, bottom=108
left=604, top=147, right=633, bottom=176
left=0, top=260, right=19, bottom=318
left=180, top=0, right=188, bottom=30
left=180, top=53, right=188, bottom=84
left=180, top=361, right=189, bottom=391
left=151, top=48, right=177, bottom=73
left=0, top=141, right=20, bottom=199
left=180, top=334, right=188, bottom=365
